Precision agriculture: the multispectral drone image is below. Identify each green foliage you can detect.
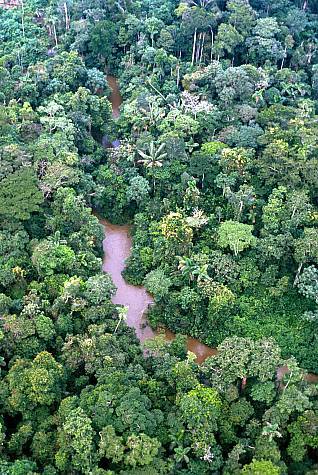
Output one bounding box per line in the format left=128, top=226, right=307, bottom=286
left=99, top=425, right=124, bottom=463
left=6, top=352, right=64, bottom=412
left=0, top=168, right=43, bottom=221
left=32, top=239, right=76, bottom=277
left=214, top=23, right=244, bottom=58
left=250, top=381, right=276, bottom=405
left=179, top=384, right=222, bottom=428
left=218, top=221, right=256, bottom=256
left=84, top=274, right=116, bottom=304
left=0, top=0, right=318, bottom=473
left=144, top=268, right=172, bottom=301
left=242, top=459, right=281, bottom=474
left=55, top=408, right=95, bottom=473
left=125, top=433, right=161, bottom=467
left=126, top=176, right=150, bottom=204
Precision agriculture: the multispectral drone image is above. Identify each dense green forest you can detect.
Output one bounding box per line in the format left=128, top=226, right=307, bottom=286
left=1, top=0, right=318, bottom=473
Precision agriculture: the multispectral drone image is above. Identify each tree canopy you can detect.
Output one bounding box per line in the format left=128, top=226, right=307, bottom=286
left=0, top=0, right=318, bottom=472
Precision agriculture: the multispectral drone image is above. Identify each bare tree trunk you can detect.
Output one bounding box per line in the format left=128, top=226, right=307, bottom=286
left=21, top=0, right=25, bottom=38
left=114, top=317, right=122, bottom=334
left=306, top=45, right=314, bottom=64
left=196, top=32, right=202, bottom=64
left=238, top=200, right=243, bottom=219
left=291, top=205, right=297, bottom=219
left=176, top=51, right=181, bottom=88
left=64, top=2, right=70, bottom=30
left=53, top=22, right=58, bottom=47
left=210, top=28, right=214, bottom=62
left=199, top=32, right=206, bottom=64
left=116, top=1, right=125, bottom=14
left=241, top=377, right=247, bottom=392
left=293, top=262, right=303, bottom=287
left=191, top=28, right=197, bottom=66
left=280, top=45, right=287, bottom=70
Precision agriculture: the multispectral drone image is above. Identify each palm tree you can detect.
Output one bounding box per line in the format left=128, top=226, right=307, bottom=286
left=196, top=263, right=210, bottom=283
left=188, top=0, right=216, bottom=8
left=178, top=255, right=210, bottom=284
left=174, top=446, right=191, bottom=465
left=47, top=231, right=67, bottom=246
left=113, top=306, right=128, bottom=334
left=178, top=256, right=198, bottom=284
left=137, top=142, right=167, bottom=192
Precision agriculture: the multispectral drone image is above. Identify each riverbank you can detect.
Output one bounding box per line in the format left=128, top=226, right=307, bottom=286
left=100, top=218, right=217, bottom=363
left=100, top=218, right=318, bottom=378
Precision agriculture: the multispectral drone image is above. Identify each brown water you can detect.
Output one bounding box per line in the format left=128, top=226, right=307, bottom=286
left=277, top=365, right=318, bottom=384
left=163, top=328, right=217, bottom=364
left=107, top=75, right=122, bottom=119
left=100, top=219, right=217, bottom=362
left=101, top=219, right=154, bottom=341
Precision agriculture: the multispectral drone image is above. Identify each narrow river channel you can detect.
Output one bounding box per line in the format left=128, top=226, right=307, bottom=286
left=101, top=75, right=318, bottom=376
left=100, top=217, right=217, bottom=363
left=107, top=75, right=122, bottom=119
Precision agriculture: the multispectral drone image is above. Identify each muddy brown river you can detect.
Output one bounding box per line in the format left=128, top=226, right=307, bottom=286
left=100, top=218, right=217, bottom=363
left=103, top=75, right=318, bottom=376
left=107, top=75, right=122, bottom=119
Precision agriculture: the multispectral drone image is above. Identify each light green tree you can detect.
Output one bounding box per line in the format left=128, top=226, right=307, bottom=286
left=218, top=220, right=256, bottom=256
left=125, top=433, right=161, bottom=467
left=242, top=459, right=281, bottom=474
left=55, top=407, right=96, bottom=473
